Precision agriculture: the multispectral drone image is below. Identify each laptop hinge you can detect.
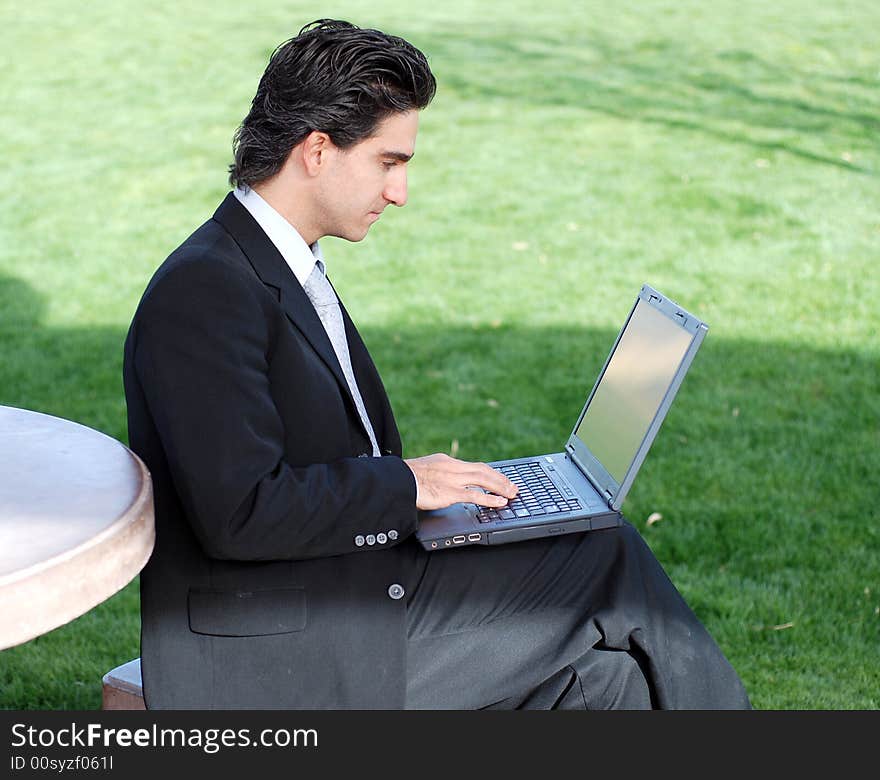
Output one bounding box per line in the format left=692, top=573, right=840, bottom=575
left=565, top=444, right=616, bottom=511
left=566, top=444, right=615, bottom=508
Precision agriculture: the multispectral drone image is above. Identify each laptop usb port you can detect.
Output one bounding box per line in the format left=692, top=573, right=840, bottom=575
left=467, top=533, right=481, bottom=542
left=452, top=535, right=466, bottom=544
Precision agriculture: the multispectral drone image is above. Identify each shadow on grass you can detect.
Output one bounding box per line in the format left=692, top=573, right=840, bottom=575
left=424, top=26, right=877, bottom=175
left=0, top=272, right=877, bottom=708
left=0, top=275, right=128, bottom=444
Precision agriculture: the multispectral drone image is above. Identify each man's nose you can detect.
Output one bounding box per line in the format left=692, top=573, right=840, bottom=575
left=384, top=168, right=408, bottom=207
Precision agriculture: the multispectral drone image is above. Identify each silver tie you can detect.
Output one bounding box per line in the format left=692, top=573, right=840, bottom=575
left=302, top=260, right=381, bottom=457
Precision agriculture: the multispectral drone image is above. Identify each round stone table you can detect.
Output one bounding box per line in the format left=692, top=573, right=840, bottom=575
left=0, top=406, right=154, bottom=651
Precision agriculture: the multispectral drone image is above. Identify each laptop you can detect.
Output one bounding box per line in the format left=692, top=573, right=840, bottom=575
left=415, top=283, right=709, bottom=550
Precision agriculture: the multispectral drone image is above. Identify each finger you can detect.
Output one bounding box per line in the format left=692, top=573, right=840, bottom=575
left=460, top=466, right=518, bottom=498
left=463, top=487, right=510, bottom=507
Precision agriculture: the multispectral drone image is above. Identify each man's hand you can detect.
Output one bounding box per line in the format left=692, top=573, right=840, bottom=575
left=404, top=453, right=519, bottom=511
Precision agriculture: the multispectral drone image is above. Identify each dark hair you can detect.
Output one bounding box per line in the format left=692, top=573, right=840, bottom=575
left=228, top=19, right=436, bottom=188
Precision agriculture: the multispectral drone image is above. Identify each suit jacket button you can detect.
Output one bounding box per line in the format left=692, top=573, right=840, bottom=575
left=355, top=535, right=365, bottom=547
left=377, top=532, right=388, bottom=544
left=387, top=583, right=405, bottom=600
left=366, top=534, right=376, bottom=545
left=387, top=530, right=398, bottom=541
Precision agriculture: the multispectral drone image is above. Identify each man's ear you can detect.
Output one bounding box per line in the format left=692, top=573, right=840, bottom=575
left=301, top=131, right=334, bottom=176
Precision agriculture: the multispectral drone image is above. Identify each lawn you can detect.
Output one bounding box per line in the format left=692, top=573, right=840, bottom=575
left=0, top=0, right=877, bottom=709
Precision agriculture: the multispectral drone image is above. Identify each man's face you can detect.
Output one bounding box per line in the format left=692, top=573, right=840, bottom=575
left=315, top=110, right=419, bottom=242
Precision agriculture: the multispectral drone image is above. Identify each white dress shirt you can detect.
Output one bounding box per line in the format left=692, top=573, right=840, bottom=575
left=233, top=186, right=323, bottom=285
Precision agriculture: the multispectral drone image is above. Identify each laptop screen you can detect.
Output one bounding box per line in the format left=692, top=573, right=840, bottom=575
left=573, top=295, right=699, bottom=486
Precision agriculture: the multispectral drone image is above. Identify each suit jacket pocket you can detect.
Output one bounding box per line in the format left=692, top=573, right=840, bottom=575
left=187, top=587, right=307, bottom=637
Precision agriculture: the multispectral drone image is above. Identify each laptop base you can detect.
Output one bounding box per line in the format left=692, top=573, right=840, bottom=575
left=416, top=509, right=623, bottom=551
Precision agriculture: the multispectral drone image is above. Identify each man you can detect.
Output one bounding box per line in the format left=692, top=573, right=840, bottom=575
left=123, top=19, right=750, bottom=709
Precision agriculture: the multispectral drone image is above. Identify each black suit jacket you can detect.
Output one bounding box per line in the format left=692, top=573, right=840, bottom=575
left=123, top=193, right=420, bottom=709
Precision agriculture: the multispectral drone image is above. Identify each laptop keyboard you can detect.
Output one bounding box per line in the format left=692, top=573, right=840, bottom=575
left=475, top=461, right=583, bottom=523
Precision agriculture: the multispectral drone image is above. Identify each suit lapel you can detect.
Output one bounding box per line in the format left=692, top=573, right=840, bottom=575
left=337, top=294, right=402, bottom=456
left=211, top=193, right=378, bottom=445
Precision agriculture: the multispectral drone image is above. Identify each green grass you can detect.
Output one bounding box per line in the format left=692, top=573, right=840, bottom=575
left=1, top=0, right=878, bottom=710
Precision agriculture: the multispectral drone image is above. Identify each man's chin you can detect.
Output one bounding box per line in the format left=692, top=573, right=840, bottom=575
left=327, top=226, right=371, bottom=243
left=348, top=224, right=373, bottom=242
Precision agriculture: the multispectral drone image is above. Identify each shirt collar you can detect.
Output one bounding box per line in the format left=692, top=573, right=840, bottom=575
left=233, top=186, right=322, bottom=287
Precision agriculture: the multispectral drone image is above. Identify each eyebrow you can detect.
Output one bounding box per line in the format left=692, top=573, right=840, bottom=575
left=380, top=150, right=414, bottom=163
